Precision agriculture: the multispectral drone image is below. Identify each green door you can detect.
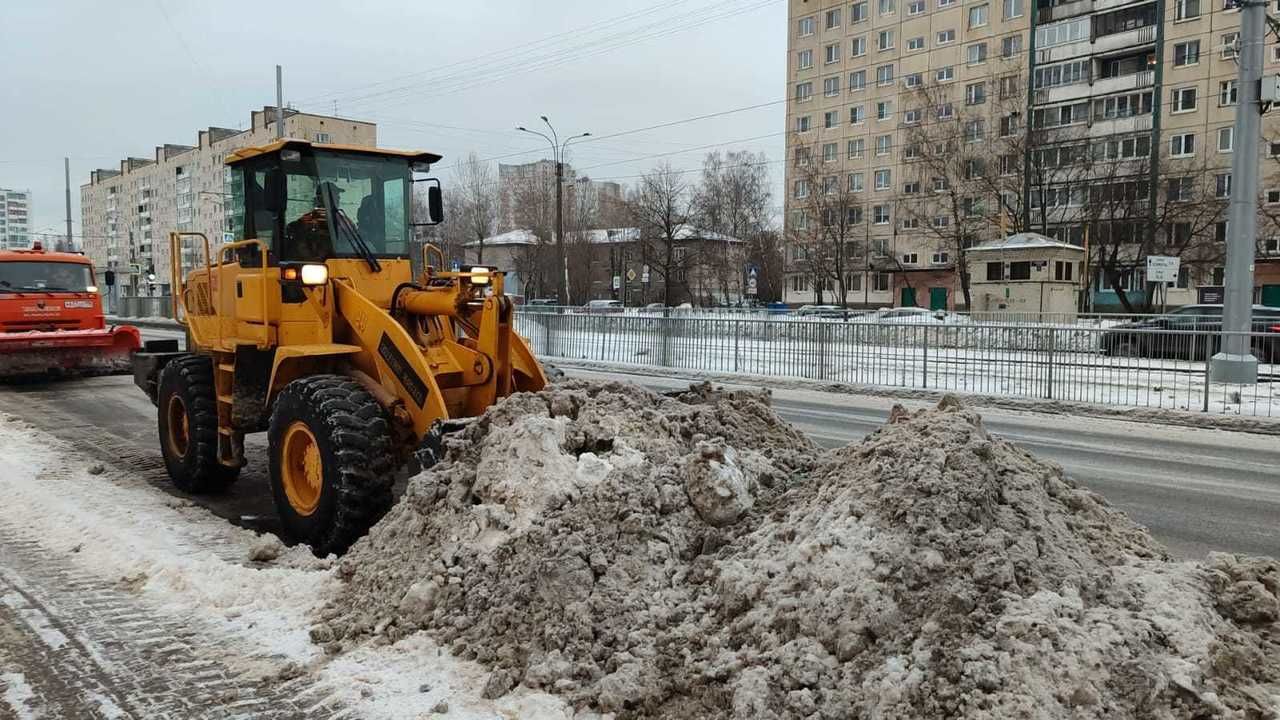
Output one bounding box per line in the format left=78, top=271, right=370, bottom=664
left=901, top=286, right=917, bottom=307
left=929, top=287, right=948, bottom=311
left=1263, top=284, right=1280, bottom=308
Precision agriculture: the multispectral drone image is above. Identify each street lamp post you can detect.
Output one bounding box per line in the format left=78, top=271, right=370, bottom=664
left=517, top=117, right=589, bottom=305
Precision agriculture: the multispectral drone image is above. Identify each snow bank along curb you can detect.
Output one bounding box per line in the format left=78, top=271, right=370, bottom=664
left=551, top=358, right=1280, bottom=437
left=320, top=380, right=1280, bottom=719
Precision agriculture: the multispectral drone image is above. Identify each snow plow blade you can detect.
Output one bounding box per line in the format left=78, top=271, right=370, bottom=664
left=0, top=326, right=142, bottom=377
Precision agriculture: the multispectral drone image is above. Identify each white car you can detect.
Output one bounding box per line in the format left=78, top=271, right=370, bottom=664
left=862, top=307, right=969, bottom=324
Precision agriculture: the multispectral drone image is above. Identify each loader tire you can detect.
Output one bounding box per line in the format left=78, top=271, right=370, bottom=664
left=156, top=356, right=240, bottom=493
left=268, top=375, right=395, bottom=557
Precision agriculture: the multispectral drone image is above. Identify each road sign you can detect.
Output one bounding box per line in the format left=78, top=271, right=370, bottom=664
left=641, top=265, right=650, bottom=284
left=626, top=268, right=636, bottom=282
left=746, top=265, right=759, bottom=296
left=1146, top=255, right=1180, bottom=284
left=223, top=232, right=235, bottom=244
left=612, top=275, right=621, bottom=290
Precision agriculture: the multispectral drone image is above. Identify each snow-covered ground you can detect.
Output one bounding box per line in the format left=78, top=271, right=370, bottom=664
left=0, top=414, right=582, bottom=719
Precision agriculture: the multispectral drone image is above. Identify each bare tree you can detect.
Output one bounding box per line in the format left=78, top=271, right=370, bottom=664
left=626, top=163, right=696, bottom=305
left=693, top=150, right=776, bottom=304
left=786, top=156, right=866, bottom=307
left=454, top=152, right=497, bottom=264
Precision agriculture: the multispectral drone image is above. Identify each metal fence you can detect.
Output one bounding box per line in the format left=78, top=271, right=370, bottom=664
left=515, top=312, right=1279, bottom=417
left=115, top=295, right=176, bottom=319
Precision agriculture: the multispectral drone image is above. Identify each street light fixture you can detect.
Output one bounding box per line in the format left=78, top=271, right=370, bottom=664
left=517, top=117, right=590, bottom=304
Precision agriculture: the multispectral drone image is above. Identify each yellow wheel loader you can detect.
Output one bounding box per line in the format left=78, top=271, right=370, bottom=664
left=132, top=139, right=547, bottom=555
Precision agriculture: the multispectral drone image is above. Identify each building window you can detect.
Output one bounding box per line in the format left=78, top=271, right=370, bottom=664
left=848, top=273, right=863, bottom=291
left=852, top=1, right=869, bottom=22
left=1054, top=260, right=1074, bottom=281
left=849, top=172, right=865, bottom=191
left=986, top=262, right=1004, bottom=281
left=1218, top=126, right=1234, bottom=152
left=875, top=169, right=891, bottom=190
left=796, top=115, right=812, bottom=132
left=799, top=16, right=816, bottom=36
left=939, top=0, right=956, bottom=6
left=965, top=82, right=986, bottom=105
left=876, top=100, right=893, bottom=120
left=1170, top=133, right=1195, bottom=157
left=1009, top=261, right=1032, bottom=280
left=937, top=29, right=956, bottom=45
left=932, top=251, right=950, bottom=264
left=798, top=49, right=814, bottom=70
left=875, top=135, right=892, bottom=155
left=907, top=36, right=925, bottom=51
left=1271, top=142, right=1280, bottom=157
left=902, top=253, right=919, bottom=265
left=1003, top=0, right=1023, bottom=19
left=876, top=64, right=894, bottom=86
left=937, top=102, right=955, bottom=119
left=1172, top=87, right=1197, bottom=113
left=849, top=70, right=867, bottom=90
left=850, top=105, right=866, bottom=124
left=794, top=146, right=812, bottom=165
left=904, top=72, right=923, bottom=88
left=878, top=30, right=895, bottom=50
left=1002, top=35, right=1023, bottom=58
left=903, top=181, right=921, bottom=194
left=824, top=77, right=841, bottom=96
left=1000, top=74, right=1020, bottom=99
left=314, top=132, right=332, bottom=143
left=964, top=158, right=986, bottom=179
left=933, top=215, right=950, bottom=227
left=1216, top=173, right=1232, bottom=198
left=1222, top=32, right=1239, bottom=60
left=873, top=205, right=891, bottom=224
left=873, top=273, right=891, bottom=291
left=1166, top=176, right=1193, bottom=202
left=964, top=118, right=985, bottom=142
left=848, top=138, right=866, bottom=158
left=1175, top=0, right=1201, bottom=18
left=796, top=82, right=814, bottom=101
left=909, top=0, right=926, bottom=13
left=1174, top=40, right=1200, bottom=66
left=823, top=175, right=839, bottom=194
left=904, top=143, right=921, bottom=159
left=852, top=36, right=867, bottom=57
left=795, top=180, right=810, bottom=199
left=966, top=43, right=988, bottom=64
left=1036, top=17, right=1088, bottom=47
left=825, top=110, right=839, bottom=128
left=968, top=4, right=988, bottom=27
left=904, top=108, right=922, bottom=124
left=826, top=43, right=842, bottom=64
left=823, top=142, right=839, bottom=163
left=826, top=7, right=842, bottom=29
left=936, top=66, right=954, bottom=82
left=1219, top=80, right=1238, bottom=106
left=879, top=0, right=895, bottom=14
left=933, top=176, right=950, bottom=192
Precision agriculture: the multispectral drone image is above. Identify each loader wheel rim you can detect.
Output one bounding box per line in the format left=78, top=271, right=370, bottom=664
left=281, top=421, right=323, bottom=517
left=166, top=396, right=190, bottom=458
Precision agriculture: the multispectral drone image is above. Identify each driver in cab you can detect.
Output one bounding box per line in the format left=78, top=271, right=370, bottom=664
left=283, top=182, right=341, bottom=261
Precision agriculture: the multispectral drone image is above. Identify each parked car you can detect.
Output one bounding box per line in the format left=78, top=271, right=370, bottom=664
left=795, top=304, right=853, bottom=319
left=1100, top=304, right=1280, bottom=362
left=857, top=307, right=968, bottom=324
left=524, top=298, right=560, bottom=313
left=581, top=299, right=625, bottom=314
left=640, top=302, right=667, bottom=314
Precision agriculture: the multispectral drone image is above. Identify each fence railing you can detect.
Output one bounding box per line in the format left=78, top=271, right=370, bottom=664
left=115, top=295, right=177, bottom=319
left=515, top=312, right=1279, bottom=417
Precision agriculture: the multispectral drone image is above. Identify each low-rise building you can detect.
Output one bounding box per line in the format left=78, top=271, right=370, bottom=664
left=965, top=233, right=1085, bottom=319
left=80, top=107, right=376, bottom=296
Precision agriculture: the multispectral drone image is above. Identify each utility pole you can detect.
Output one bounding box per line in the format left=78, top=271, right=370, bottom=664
left=63, top=157, right=73, bottom=252
left=276, top=65, right=284, bottom=140
left=516, top=118, right=591, bottom=305
left=1211, top=1, right=1265, bottom=384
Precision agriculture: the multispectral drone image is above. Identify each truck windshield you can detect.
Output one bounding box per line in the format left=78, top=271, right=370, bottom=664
left=281, top=151, right=410, bottom=262
left=0, top=262, right=93, bottom=292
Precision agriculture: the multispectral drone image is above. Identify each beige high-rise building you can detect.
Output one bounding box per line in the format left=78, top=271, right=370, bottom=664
left=80, top=107, right=376, bottom=296
left=784, top=0, right=1280, bottom=310
left=0, top=189, right=32, bottom=250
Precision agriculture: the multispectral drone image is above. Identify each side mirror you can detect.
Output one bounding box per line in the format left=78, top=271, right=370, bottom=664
left=412, top=177, right=444, bottom=226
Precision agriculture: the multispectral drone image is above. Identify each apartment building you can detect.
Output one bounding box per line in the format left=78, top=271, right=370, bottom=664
left=0, top=189, right=32, bottom=250
left=784, top=0, right=1280, bottom=310
left=496, top=159, right=624, bottom=233
left=80, top=107, right=376, bottom=296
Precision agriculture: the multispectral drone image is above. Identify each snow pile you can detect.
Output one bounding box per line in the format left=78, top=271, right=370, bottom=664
left=319, top=381, right=1280, bottom=719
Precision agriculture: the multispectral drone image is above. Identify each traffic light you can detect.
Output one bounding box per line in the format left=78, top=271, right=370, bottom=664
left=104, top=270, right=116, bottom=287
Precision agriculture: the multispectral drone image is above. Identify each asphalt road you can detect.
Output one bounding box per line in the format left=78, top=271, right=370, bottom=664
left=2, top=325, right=1275, bottom=562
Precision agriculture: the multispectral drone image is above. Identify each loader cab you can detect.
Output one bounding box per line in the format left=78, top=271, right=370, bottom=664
left=223, top=140, right=443, bottom=267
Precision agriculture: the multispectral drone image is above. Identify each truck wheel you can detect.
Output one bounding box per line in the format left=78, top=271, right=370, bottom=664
left=267, top=375, right=395, bottom=557
left=156, top=356, right=240, bottom=493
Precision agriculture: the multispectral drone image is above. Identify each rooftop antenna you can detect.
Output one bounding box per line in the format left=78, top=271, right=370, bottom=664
left=276, top=65, right=284, bottom=140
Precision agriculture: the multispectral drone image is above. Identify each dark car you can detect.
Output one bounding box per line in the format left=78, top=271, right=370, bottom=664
left=1100, top=304, right=1280, bottom=362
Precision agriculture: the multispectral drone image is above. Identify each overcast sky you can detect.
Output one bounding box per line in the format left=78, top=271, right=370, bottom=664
left=0, top=0, right=787, bottom=240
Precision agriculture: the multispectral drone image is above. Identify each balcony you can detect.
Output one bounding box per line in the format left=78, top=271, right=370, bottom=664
left=1091, top=69, right=1155, bottom=96
left=1035, top=82, right=1092, bottom=105
left=1088, top=113, right=1153, bottom=137
left=1094, top=0, right=1152, bottom=11
left=1092, top=24, right=1156, bottom=55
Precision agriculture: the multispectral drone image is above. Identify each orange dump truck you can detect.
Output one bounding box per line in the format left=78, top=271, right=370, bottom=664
left=0, top=243, right=140, bottom=377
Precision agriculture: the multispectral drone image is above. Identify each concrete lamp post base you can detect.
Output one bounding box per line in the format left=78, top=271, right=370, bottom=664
left=1209, top=352, right=1258, bottom=385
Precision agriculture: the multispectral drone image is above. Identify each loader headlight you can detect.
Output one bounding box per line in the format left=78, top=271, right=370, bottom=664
left=469, top=267, right=491, bottom=285
left=300, top=264, right=329, bottom=285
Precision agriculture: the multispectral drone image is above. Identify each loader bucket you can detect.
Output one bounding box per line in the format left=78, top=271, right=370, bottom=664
left=0, top=325, right=141, bottom=378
